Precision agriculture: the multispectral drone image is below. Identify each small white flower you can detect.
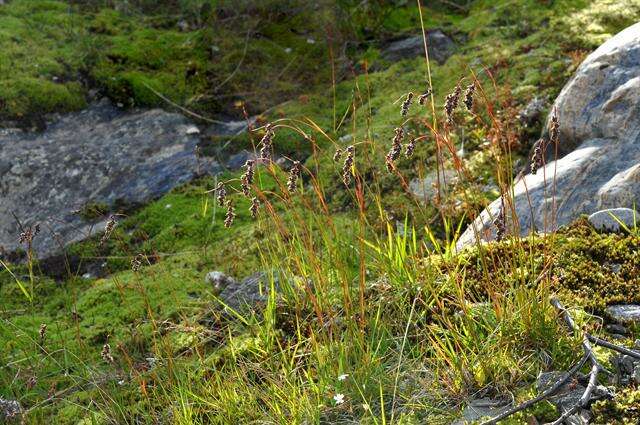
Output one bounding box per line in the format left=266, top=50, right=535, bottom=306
left=362, top=403, right=370, bottom=411
left=337, top=374, right=349, bottom=381
left=333, top=393, right=345, bottom=405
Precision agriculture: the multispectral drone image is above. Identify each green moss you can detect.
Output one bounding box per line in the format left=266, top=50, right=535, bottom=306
left=443, top=218, right=640, bottom=312
left=592, top=387, right=640, bottom=424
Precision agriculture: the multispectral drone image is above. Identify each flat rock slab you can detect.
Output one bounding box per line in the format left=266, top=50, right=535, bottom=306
left=606, top=304, right=640, bottom=323
left=458, top=23, right=640, bottom=249
left=0, top=99, right=218, bottom=258
left=588, top=208, right=637, bottom=232
left=453, top=397, right=512, bottom=424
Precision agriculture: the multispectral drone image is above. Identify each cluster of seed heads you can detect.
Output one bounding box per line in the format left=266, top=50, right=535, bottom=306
left=250, top=197, right=260, bottom=219
left=386, top=127, right=404, bottom=171
left=418, top=88, right=432, bottom=105
left=131, top=254, right=144, bottom=272
left=444, top=85, right=462, bottom=125
left=333, top=148, right=343, bottom=162
left=287, top=161, right=301, bottom=193
left=39, top=323, right=47, bottom=346
left=494, top=205, right=506, bottom=241
left=101, top=343, right=114, bottom=364
left=100, top=215, right=118, bottom=245
left=400, top=92, right=413, bottom=116
left=241, top=159, right=255, bottom=197
left=19, top=223, right=40, bottom=245
left=216, top=182, right=227, bottom=206
left=224, top=200, right=236, bottom=228
left=342, top=145, right=355, bottom=185
left=530, top=138, right=544, bottom=175
left=463, top=83, right=475, bottom=111
left=259, top=123, right=275, bottom=160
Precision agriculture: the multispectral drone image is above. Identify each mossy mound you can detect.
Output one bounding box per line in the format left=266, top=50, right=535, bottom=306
left=443, top=218, right=640, bottom=312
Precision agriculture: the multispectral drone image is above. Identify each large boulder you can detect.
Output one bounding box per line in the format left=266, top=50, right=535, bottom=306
left=0, top=99, right=219, bottom=257
left=458, top=23, right=640, bottom=249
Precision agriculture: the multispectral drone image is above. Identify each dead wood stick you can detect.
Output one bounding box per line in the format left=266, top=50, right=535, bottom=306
left=482, top=298, right=618, bottom=425
left=479, top=352, right=589, bottom=425
left=588, top=334, right=640, bottom=360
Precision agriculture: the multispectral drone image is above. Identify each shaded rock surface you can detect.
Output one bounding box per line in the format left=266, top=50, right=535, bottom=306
left=588, top=208, right=637, bottom=232
left=537, top=371, right=612, bottom=423
left=409, top=169, right=457, bottom=203
left=0, top=99, right=219, bottom=257
left=452, top=397, right=512, bottom=424
left=216, top=272, right=279, bottom=312
left=381, top=30, right=455, bottom=64
left=606, top=304, right=640, bottom=323
left=205, top=271, right=237, bottom=294
left=458, top=23, right=640, bottom=249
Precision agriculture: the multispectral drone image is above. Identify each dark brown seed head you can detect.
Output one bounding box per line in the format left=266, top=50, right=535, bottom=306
left=418, top=88, right=432, bottom=105
left=463, top=83, right=476, bottom=111
left=259, top=124, right=275, bottom=160
left=18, top=223, right=40, bottom=245
left=241, top=159, right=255, bottom=197
left=39, top=323, right=47, bottom=345
left=530, top=138, right=545, bottom=175
left=333, top=148, right=343, bottom=163
left=401, top=92, right=414, bottom=117
left=444, top=85, right=462, bottom=126
left=100, top=215, right=118, bottom=245
left=131, top=254, right=144, bottom=272
left=216, top=182, right=227, bottom=206
left=342, top=145, right=355, bottom=185
left=405, top=138, right=416, bottom=158
left=287, top=161, right=301, bottom=193
left=385, top=127, right=404, bottom=171
left=101, top=343, right=114, bottom=364
left=250, top=197, right=260, bottom=219
left=550, top=111, right=559, bottom=146
left=224, top=200, right=236, bottom=228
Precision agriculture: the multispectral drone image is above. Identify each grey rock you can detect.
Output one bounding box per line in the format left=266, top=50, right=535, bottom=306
left=605, top=323, right=628, bottom=335
left=226, top=150, right=257, bottom=170
left=205, top=271, right=236, bottom=294
left=536, top=371, right=611, bottom=413
left=458, top=23, right=640, bottom=249
left=338, top=134, right=353, bottom=143
left=605, top=323, right=629, bottom=335
left=611, top=354, right=640, bottom=386
left=0, top=99, right=220, bottom=258
left=381, top=30, right=455, bottom=64
left=453, top=397, right=512, bottom=424
left=588, top=208, right=636, bottom=232
left=607, top=304, right=640, bottom=323
left=0, top=398, right=22, bottom=422
left=216, top=272, right=279, bottom=312
left=517, top=97, right=547, bottom=127
left=205, top=118, right=254, bottom=138
left=409, top=169, right=457, bottom=203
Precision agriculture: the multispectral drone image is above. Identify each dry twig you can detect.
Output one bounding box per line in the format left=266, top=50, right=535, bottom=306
left=480, top=297, right=640, bottom=425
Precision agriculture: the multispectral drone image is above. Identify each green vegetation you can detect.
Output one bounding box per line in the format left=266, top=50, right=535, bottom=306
left=2, top=0, right=640, bottom=424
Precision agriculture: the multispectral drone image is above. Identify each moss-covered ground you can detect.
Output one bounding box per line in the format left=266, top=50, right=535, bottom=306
left=2, top=0, right=640, bottom=423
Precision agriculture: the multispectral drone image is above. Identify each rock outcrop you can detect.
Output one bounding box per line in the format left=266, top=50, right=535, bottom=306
left=0, top=99, right=219, bottom=257
left=381, top=30, right=455, bottom=64
left=458, top=23, right=640, bottom=249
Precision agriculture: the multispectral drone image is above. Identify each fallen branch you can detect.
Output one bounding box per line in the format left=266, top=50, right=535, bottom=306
left=480, top=297, right=640, bottom=425
left=479, top=353, right=588, bottom=425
